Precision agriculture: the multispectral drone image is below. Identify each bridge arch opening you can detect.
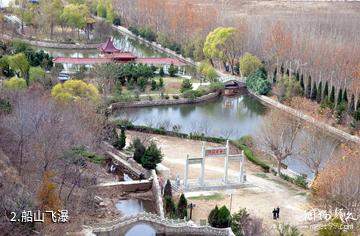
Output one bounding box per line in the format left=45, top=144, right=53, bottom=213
left=125, top=223, right=156, bottom=236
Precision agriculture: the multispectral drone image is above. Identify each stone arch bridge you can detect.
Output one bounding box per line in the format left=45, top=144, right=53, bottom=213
left=85, top=212, right=234, bottom=236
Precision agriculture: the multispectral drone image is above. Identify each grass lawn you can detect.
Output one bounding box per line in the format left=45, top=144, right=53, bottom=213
left=117, top=76, right=201, bottom=95
left=188, top=193, right=225, bottom=201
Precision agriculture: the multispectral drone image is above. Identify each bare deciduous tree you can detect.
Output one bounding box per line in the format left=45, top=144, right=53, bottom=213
left=298, top=130, right=339, bottom=179
left=313, top=143, right=360, bottom=217
left=256, top=110, right=302, bottom=175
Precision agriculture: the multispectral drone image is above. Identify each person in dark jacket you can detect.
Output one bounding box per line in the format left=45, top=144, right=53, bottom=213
left=276, top=206, right=280, bottom=219
left=273, top=208, right=277, bottom=220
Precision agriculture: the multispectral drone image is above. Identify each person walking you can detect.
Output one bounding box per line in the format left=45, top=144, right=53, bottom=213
left=276, top=206, right=280, bottom=219
left=272, top=208, right=277, bottom=220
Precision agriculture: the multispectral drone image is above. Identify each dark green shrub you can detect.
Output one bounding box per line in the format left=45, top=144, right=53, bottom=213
left=209, top=205, right=231, bottom=228
left=320, top=96, right=334, bottom=110
left=246, top=69, right=271, bottom=95
left=164, top=94, right=170, bottom=100
left=172, top=95, right=179, bottom=99
left=113, top=17, right=121, bottom=26
left=182, top=90, right=196, bottom=100
left=0, top=98, right=11, bottom=114
left=132, top=138, right=145, bottom=163
left=168, top=63, right=178, bottom=77
left=164, top=179, right=172, bottom=198
left=151, top=79, right=157, bottom=90
left=141, top=141, right=163, bottom=170
left=231, top=140, right=270, bottom=172
left=209, top=82, right=225, bottom=92
left=164, top=196, right=176, bottom=218
left=280, top=173, right=308, bottom=189
left=208, top=206, right=219, bottom=227
left=159, top=67, right=165, bottom=77
left=336, top=102, right=346, bottom=124
left=180, top=79, right=193, bottom=93
left=113, top=128, right=126, bottom=150
left=177, top=193, right=188, bottom=219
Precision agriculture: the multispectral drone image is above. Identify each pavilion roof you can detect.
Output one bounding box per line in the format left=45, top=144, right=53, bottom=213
left=103, top=52, right=137, bottom=59
left=100, top=38, right=121, bottom=53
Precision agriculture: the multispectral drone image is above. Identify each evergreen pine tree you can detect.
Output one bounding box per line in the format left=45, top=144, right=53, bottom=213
left=273, top=68, right=277, bottom=83
left=323, top=81, right=329, bottom=98
left=295, top=72, right=299, bottom=81
left=337, top=89, right=343, bottom=105
left=114, top=128, right=126, bottom=150
left=168, top=63, right=178, bottom=77
left=151, top=79, right=157, bottom=90
left=177, top=193, right=188, bottom=219
left=330, top=86, right=335, bottom=104
left=300, top=74, right=304, bottom=92
left=280, top=65, right=284, bottom=75
left=311, top=81, right=317, bottom=101
left=159, top=77, right=164, bottom=88
left=163, top=179, right=172, bottom=198
left=141, top=142, right=163, bottom=170
left=159, top=67, right=165, bottom=77
left=343, top=89, right=348, bottom=104
left=217, top=206, right=232, bottom=228
left=349, top=94, right=355, bottom=114
left=132, top=138, right=145, bottom=164
left=208, top=205, right=219, bottom=227
left=306, top=76, right=312, bottom=98
left=286, top=68, right=290, bottom=76
left=164, top=196, right=176, bottom=218
left=316, top=81, right=322, bottom=103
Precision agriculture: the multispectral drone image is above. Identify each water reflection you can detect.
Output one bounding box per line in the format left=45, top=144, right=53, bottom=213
left=116, top=199, right=145, bottom=216
left=114, top=94, right=267, bottom=139
left=125, top=224, right=156, bottom=236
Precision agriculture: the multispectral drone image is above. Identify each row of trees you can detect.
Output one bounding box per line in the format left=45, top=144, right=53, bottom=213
left=114, top=1, right=360, bottom=116
left=11, top=0, right=115, bottom=41
left=162, top=180, right=188, bottom=219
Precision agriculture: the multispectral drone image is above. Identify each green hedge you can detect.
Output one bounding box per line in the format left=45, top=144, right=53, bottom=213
left=280, top=173, right=308, bottom=189
left=116, top=121, right=273, bottom=172
left=115, top=121, right=226, bottom=144
left=230, top=140, right=270, bottom=173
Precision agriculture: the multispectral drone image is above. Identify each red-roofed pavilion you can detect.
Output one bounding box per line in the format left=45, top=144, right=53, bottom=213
left=53, top=38, right=188, bottom=75
left=99, top=37, right=121, bottom=54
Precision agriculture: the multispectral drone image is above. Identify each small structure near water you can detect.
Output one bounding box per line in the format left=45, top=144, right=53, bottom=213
left=224, top=80, right=246, bottom=96
left=53, top=37, right=187, bottom=69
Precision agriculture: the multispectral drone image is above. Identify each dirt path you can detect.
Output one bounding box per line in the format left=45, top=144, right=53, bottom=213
left=127, top=131, right=315, bottom=235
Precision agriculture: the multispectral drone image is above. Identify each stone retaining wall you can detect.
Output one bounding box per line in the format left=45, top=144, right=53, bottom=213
left=2, top=34, right=101, bottom=49
left=111, top=92, right=220, bottom=111
left=252, top=92, right=360, bottom=144
left=91, top=180, right=152, bottom=196
left=151, top=170, right=165, bottom=219
left=101, top=142, right=150, bottom=179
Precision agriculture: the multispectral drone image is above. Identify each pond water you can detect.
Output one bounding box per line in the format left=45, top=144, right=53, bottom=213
left=113, top=92, right=315, bottom=178
left=114, top=92, right=267, bottom=139
left=38, top=29, right=320, bottom=178
left=116, top=199, right=156, bottom=236
left=43, top=32, right=167, bottom=59
left=116, top=198, right=154, bottom=216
